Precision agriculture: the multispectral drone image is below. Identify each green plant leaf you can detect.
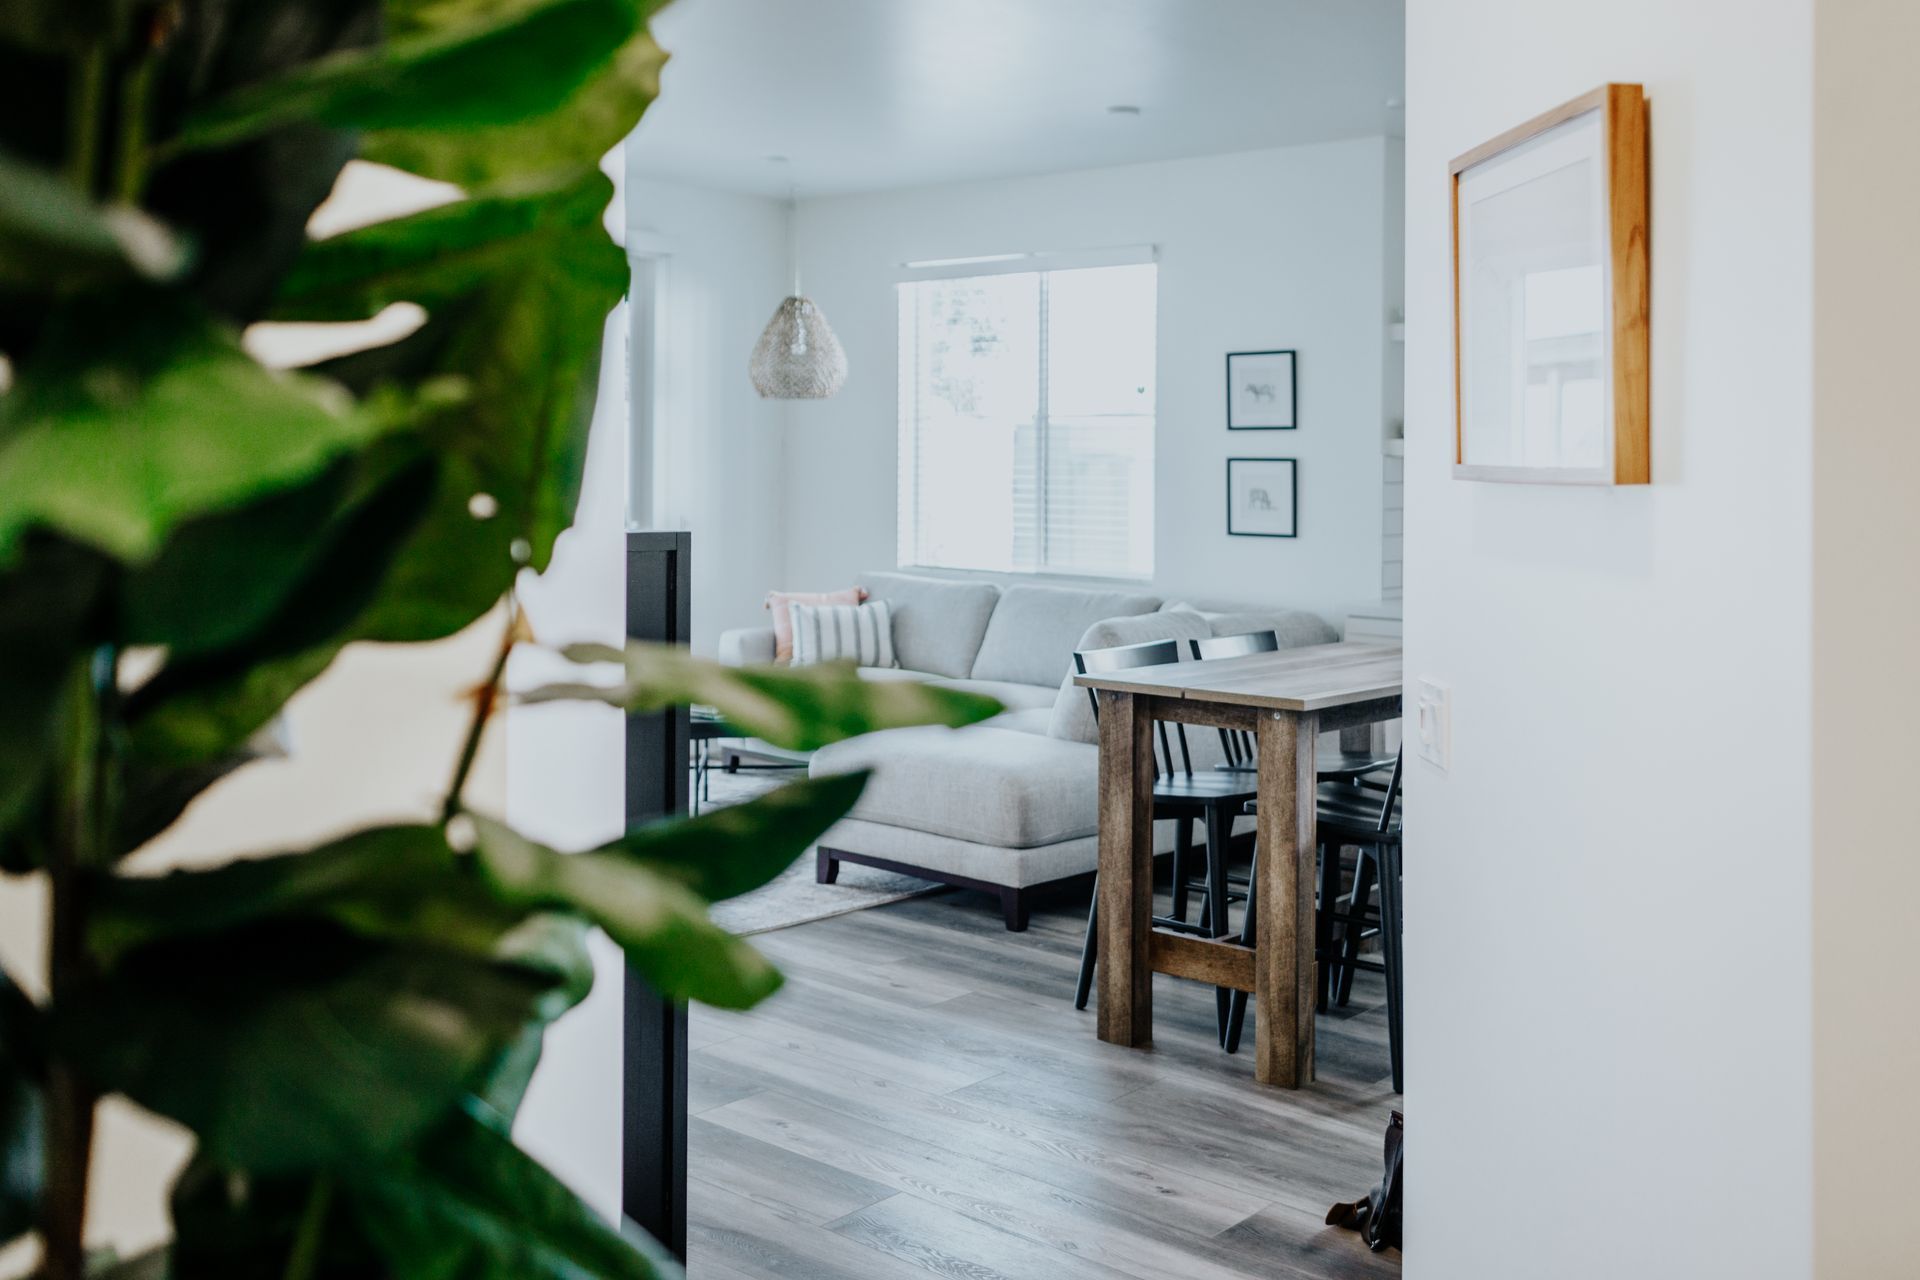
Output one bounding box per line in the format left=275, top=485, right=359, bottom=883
left=0, top=1, right=129, bottom=53
left=0, top=149, right=186, bottom=288
left=0, top=538, right=108, bottom=849
left=350, top=1097, right=681, bottom=1280
left=469, top=913, right=595, bottom=1120
left=117, top=441, right=441, bottom=770
left=114, top=751, right=261, bottom=859
left=56, top=920, right=562, bottom=1173
left=525, top=642, right=1006, bottom=751
left=273, top=167, right=618, bottom=321
left=364, top=24, right=668, bottom=186
left=0, top=296, right=386, bottom=566
left=137, top=0, right=382, bottom=327
left=170, top=1158, right=373, bottom=1280
left=270, top=170, right=626, bottom=639
left=120, top=642, right=338, bottom=770
left=605, top=771, right=870, bottom=903
left=0, top=966, right=43, bottom=1249
left=470, top=818, right=782, bottom=1010
left=85, top=1246, right=171, bottom=1279
left=88, top=825, right=519, bottom=966
left=121, top=435, right=440, bottom=656
left=171, top=0, right=646, bottom=155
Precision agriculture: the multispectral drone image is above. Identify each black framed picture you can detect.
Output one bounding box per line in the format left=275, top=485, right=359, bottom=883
left=1227, top=458, right=1298, bottom=538
left=1226, top=349, right=1297, bottom=429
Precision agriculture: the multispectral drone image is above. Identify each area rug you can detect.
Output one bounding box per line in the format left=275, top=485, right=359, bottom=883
left=698, top=765, right=944, bottom=936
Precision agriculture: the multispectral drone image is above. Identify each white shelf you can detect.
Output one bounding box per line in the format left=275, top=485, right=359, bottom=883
left=1387, top=322, right=1406, bottom=342
left=1383, top=438, right=1405, bottom=458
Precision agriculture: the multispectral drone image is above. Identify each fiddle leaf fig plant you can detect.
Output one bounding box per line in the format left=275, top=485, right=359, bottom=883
left=0, top=3, right=1002, bottom=1278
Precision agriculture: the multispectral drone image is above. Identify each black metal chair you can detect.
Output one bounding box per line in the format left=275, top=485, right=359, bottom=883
left=1226, top=754, right=1404, bottom=1092
left=1070, top=640, right=1258, bottom=1036
left=1183, top=630, right=1396, bottom=925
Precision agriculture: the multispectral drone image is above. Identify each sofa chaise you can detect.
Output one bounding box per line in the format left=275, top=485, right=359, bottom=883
left=716, top=571, right=1337, bottom=929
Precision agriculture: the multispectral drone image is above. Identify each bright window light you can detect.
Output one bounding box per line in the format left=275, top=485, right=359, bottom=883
left=897, top=261, right=1156, bottom=580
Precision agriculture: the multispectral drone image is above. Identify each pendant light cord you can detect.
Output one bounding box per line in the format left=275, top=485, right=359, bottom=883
left=788, top=178, right=800, bottom=299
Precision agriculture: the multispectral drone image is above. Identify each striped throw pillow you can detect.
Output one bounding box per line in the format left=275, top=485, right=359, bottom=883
left=788, top=600, right=896, bottom=668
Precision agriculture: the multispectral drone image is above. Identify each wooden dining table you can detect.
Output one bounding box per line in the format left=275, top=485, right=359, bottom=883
left=1074, top=642, right=1403, bottom=1088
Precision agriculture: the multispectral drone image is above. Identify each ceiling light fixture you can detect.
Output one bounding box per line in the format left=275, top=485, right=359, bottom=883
left=1107, top=104, right=1142, bottom=116
left=750, top=159, right=847, bottom=400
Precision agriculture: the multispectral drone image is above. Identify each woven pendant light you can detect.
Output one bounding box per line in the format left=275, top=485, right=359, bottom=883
left=750, top=167, right=847, bottom=399
left=749, top=294, right=847, bottom=399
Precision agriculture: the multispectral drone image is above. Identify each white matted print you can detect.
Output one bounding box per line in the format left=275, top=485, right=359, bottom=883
left=1227, top=458, right=1298, bottom=538
left=1451, top=84, right=1649, bottom=484
left=1226, top=349, right=1297, bottom=429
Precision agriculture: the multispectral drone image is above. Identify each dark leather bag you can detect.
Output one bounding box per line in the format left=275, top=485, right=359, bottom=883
left=1326, top=1110, right=1402, bottom=1252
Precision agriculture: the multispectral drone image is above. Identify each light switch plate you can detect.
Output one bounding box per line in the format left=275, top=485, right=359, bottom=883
left=1414, top=678, right=1451, bottom=772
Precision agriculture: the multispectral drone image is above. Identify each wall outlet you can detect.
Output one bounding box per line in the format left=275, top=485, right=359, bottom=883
left=1414, top=678, right=1451, bottom=772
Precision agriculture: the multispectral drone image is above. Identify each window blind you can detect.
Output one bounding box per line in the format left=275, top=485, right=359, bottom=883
left=896, top=258, right=1156, bottom=580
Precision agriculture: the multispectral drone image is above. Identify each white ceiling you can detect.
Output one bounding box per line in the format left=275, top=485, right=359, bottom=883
left=627, top=0, right=1405, bottom=198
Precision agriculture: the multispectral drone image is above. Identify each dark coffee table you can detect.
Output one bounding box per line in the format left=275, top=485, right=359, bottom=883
left=688, top=707, right=806, bottom=811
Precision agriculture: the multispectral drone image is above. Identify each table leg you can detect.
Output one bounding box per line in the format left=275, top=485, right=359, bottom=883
left=1254, top=709, right=1319, bottom=1087
left=1096, top=689, right=1156, bottom=1047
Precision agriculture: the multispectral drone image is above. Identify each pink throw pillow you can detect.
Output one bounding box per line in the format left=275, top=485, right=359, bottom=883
left=765, top=586, right=867, bottom=662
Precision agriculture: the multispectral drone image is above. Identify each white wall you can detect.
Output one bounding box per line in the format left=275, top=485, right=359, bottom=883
left=1402, top=3, right=1815, bottom=1277
left=1809, top=1, right=1920, bottom=1271
left=622, top=174, right=792, bottom=654
left=505, top=168, right=794, bottom=1223
left=503, top=305, right=633, bottom=1223
left=779, top=140, right=1393, bottom=621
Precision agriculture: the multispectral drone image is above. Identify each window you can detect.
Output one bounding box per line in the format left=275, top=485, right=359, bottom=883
left=897, top=255, right=1156, bottom=579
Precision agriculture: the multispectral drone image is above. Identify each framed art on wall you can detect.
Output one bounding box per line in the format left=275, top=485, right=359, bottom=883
left=1451, top=82, right=1649, bottom=484
left=1226, top=349, right=1297, bottom=429
left=1227, top=458, right=1298, bottom=538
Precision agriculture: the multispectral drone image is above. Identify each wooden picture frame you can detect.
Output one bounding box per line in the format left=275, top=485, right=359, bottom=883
left=1226, top=350, right=1297, bottom=429
left=1226, top=458, right=1298, bottom=538
left=1451, top=83, right=1648, bottom=484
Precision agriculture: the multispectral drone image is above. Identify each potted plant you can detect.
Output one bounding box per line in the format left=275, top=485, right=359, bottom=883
left=0, top=3, right=997, bottom=1275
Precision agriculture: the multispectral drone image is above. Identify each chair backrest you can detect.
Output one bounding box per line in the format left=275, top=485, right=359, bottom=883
left=1188, top=631, right=1280, bottom=766
left=1189, top=630, right=1280, bottom=661
left=1073, top=639, right=1190, bottom=777
left=1343, top=751, right=1404, bottom=833
left=1073, top=637, right=1181, bottom=676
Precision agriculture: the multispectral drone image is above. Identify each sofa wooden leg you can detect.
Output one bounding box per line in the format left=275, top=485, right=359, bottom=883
left=1000, top=886, right=1029, bottom=932
left=816, top=848, right=840, bottom=885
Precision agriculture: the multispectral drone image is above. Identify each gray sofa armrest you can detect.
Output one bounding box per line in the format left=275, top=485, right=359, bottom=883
left=717, top=625, right=777, bottom=666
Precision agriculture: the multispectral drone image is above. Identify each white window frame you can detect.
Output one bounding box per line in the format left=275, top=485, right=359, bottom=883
left=895, top=245, right=1157, bottom=581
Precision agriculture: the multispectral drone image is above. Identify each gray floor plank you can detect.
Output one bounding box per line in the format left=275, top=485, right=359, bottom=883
left=688, top=1054, right=766, bottom=1117
left=830, top=1191, right=1137, bottom=1280
left=687, top=889, right=1400, bottom=1280
left=695, top=1032, right=1269, bottom=1237
left=688, top=1175, right=924, bottom=1280
left=690, top=1115, right=896, bottom=1224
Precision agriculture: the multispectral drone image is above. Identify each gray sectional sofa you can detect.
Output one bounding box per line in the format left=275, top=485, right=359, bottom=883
left=715, top=571, right=1337, bottom=929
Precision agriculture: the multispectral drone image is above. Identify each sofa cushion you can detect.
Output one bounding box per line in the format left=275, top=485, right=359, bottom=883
left=1046, top=609, right=1212, bottom=745
left=927, top=677, right=1059, bottom=713
left=811, top=725, right=1099, bottom=848
left=968, top=583, right=1161, bottom=687
left=1161, top=600, right=1338, bottom=649
left=789, top=599, right=896, bottom=668
left=717, top=625, right=776, bottom=666
left=856, top=571, right=1001, bottom=679
left=858, top=666, right=941, bottom=683
left=984, top=707, right=1054, bottom=736
left=766, top=586, right=866, bottom=662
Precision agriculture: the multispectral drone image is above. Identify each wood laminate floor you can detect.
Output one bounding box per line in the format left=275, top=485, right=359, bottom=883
left=687, top=878, right=1403, bottom=1279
